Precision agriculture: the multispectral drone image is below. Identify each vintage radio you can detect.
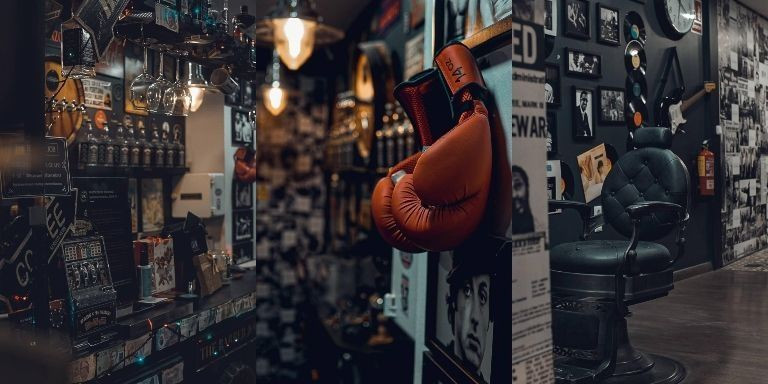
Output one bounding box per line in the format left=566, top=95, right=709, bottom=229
left=61, top=236, right=117, bottom=342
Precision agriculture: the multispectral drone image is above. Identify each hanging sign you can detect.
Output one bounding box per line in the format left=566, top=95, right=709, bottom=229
left=1, top=137, right=72, bottom=198
left=74, top=0, right=131, bottom=59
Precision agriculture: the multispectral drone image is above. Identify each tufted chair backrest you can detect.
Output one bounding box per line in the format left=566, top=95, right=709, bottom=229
left=601, top=127, right=689, bottom=241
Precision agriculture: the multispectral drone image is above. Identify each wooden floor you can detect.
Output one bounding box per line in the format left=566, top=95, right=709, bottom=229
left=629, top=269, right=768, bottom=383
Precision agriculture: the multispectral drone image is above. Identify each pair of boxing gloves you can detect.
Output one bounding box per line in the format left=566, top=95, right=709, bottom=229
left=371, top=42, right=492, bottom=253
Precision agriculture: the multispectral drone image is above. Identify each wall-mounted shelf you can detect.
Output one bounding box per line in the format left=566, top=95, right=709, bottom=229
left=72, top=167, right=190, bottom=178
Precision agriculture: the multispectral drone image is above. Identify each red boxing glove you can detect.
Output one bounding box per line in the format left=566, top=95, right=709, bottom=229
left=371, top=42, right=492, bottom=252
left=233, top=147, right=257, bottom=183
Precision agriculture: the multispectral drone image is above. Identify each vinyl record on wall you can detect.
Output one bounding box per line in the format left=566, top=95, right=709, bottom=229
left=624, top=11, right=646, bottom=44
left=625, top=99, right=649, bottom=130
left=625, top=71, right=648, bottom=101
left=624, top=40, right=647, bottom=74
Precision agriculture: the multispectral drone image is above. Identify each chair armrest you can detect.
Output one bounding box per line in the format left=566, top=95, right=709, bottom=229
left=548, top=200, right=593, bottom=240
left=625, top=201, right=685, bottom=220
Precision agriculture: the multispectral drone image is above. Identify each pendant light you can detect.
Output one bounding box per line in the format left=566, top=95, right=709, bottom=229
left=263, top=51, right=288, bottom=116
left=187, top=62, right=209, bottom=112
left=249, top=0, right=344, bottom=70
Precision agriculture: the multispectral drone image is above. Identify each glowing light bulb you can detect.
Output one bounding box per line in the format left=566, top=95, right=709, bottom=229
left=273, top=18, right=317, bottom=70
left=264, top=82, right=287, bottom=116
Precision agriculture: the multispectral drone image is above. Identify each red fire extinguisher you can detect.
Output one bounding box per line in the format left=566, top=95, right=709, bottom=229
left=697, top=140, right=715, bottom=196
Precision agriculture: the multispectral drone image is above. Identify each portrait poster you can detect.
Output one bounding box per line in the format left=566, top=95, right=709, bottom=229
left=141, top=178, right=164, bottom=233
left=577, top=143, right=611, bottom=203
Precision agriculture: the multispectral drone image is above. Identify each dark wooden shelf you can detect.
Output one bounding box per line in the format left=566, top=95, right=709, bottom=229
left=72, top=166, right=190, bottom=178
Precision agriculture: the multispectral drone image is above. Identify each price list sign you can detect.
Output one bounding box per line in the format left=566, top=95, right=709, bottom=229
left=1, top=137, right=72, bottom=198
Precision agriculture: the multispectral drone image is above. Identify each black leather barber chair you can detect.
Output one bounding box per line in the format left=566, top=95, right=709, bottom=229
left=549, top=127, right=688, bottom=384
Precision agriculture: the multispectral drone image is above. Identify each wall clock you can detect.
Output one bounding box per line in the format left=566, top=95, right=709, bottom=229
left=656, top=0, right=695, bottom=39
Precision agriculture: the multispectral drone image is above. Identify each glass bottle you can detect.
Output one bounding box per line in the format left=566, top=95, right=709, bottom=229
left=115, top=122, right=129, bottom=168
left=151, top=125, right=165, bottom=168
left=139, top=125, right=152, bottom=168
left=175, top=127, right=186, bottom=168
left=102, top=121, right=115, bottom=167
left=76, top=116, right=98, bottom=169
left=127, top=123, right=141, bottom=168
left=383, top=103, right=395, bottom=168
left=164, top=129, right=175, bottom=168
left=394, top=105, right=406, bottom=163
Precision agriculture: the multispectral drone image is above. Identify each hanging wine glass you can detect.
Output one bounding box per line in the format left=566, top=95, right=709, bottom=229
left=146, top=51, right=172, bottom=113
left=129, top=44, right=154, bottom=111
left=163, top=58, right=192, bottom=116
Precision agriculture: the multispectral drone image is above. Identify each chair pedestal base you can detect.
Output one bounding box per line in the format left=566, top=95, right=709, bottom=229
left=601, top=318, right=685, bottom=384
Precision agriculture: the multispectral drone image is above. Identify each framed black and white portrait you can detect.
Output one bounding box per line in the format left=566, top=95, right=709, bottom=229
left=445, top=0, right=515, bottom=42
left=563, top=0, right=590, bottom=39
left=565, top=48, right=601, bottom=78
left=233, top=210, right=253, bottom=242
left=427, top=237, right=509, bottom=384
left=572, top=86, right=595, bottom=138
left=231, top=108, right=253, bottom=145
left=597, top=4, right=620, bottom=45
left=598, top=87, right=625, bottom=124
left=233, top=182, right=253, bottom=210
left=545, top=0, right=558, bottom=36
left=545, top=64, right=561, bottom=107
left=546, top=112, right=558, bottom=154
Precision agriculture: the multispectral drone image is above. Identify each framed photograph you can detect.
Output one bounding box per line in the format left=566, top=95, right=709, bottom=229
left=572, top=86, right=595, bottom=138
left=597, top=4, right=620, bottom=45
left=233, top=181, right=253, bottom=210
left=598, top=86, right=625, bottom=124
left=242, top=81, right=254, bottom=107
left=141, top=178, right=164, bottom=233
left=545, top=0, right=558, bottom=36
left=426, top=237, right=510, bottom=384
left=231, top=108, right=253, bottom=145
left=545, top=64, right=560, bottom=107
left=565, top=48, right=601, bottom=78
left=233, top=210, right=253, bottom=242
left=546, top=112, right=558, bottom=154
left=445, top=0, right=515, bottom=42
left=563, top=0, right=590, bottom=39
left=232, top=242, right=254, bottom=264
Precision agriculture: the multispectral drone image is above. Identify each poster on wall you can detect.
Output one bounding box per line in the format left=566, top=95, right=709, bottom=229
left=509, top=14, right=554, bottom=384
left=718, top=0, right=768, bottom=265
left=692, top=0, right=703, bottom=35
left=141, top=178, right=164, bottom=233
left=577, top=143, right=610, bottom=203
left=81, top=78, right=114, bottom=110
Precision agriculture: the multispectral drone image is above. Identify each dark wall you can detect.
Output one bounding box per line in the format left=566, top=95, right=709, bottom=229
left=548, top=0, right=719, bottom=269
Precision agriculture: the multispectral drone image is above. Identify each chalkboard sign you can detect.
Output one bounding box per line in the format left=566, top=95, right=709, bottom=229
left=74, top=0, right=131, bottom=59
left=0, top=137, right=72, bottom=198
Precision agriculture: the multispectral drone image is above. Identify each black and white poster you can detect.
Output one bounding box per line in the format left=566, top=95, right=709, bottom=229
left=233, top=210, right=253, bottom=242
left=598, top=87, right=625, bottom=124
left=573, top=86, right=595, bottom=138
left=565, top=48, right=601, bottom=77
left=718, top=0, right=768, bottom=264
left=233, top=182, right=253, bottom=210
left=232, top=108, right=253, bottom=145
left=597, top=4, right=619, bottom=45
left=563, top=0, right=589, bottom=39
left=544, top=0, right=558, bottom=36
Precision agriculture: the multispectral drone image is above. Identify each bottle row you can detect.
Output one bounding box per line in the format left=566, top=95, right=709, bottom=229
left=326, top=102, right=417, bottom=172
left=74, top=117, right=186, bottom=170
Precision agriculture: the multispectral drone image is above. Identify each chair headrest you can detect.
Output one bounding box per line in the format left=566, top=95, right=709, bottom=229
left=633, top=126, right=673, bottom=149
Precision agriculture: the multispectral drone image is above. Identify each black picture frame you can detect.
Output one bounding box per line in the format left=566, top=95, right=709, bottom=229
left=545, top=0, right=558, bottom=36
left=231, top=108, right=253, bottom=145
left=596, top=3, right=620, bottom=45
left=545, top=64, right=561, bottom=107
left=563, top=0, right=590, bottom=39
left=423, top=351, right=466, bottom=384
left=233, top=181, right=253, bottom=210
left=598, top=86, right=626, bottom=124
left=242, top=81, right=254, bottom=107
left=564, top=47, right=602, bottom=78
left=572, top=86, right=596, bottom=139
left=232, top=210, right=253, bottom=242
left=232, top=242, right=254, bottom=264
left=546, top=112, right=558, bottom=154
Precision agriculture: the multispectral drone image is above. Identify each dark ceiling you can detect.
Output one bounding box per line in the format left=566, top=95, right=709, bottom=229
left=220, top=0, right=373, bottom=32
